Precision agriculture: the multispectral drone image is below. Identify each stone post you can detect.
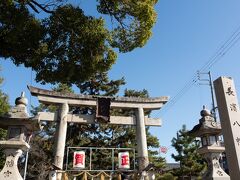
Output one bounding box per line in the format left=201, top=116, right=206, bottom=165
left=135, top=107, right=149, bottom=171
left=214, top=76, right=240, bottom=180
left=203, top=152, right=229, bottom=179
left=189, top=107, right=230, bottom=179
left=53, top=103, right=69, bottom=180
left=0, top=93, right=40, bottom=180
left=0, top=149, right=23, bottom=179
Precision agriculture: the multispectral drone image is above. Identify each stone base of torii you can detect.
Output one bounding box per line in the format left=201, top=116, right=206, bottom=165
left=28, top=86, right=169, bottom=180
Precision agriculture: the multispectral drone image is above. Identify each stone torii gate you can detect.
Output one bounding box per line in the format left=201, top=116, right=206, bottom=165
left=28, top=86, right=168, bottom=178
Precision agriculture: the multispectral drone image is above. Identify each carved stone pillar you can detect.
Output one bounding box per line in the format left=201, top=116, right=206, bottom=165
left=189, top=107, right=230, bottom=180
left=214, top=77, right=240, bottom=179
left=0, top=149, right=23, bottom=179
left=202, top=152, right=229, bottom=180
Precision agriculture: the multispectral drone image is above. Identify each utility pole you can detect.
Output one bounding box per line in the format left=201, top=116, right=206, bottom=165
left=197, top=71, right=217, bottom=121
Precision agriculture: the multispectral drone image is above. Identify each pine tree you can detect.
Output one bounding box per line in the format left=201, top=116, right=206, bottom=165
left=0, top=73, right=10, bottom=169
left=0, top=0, right=158, bottom=85
left=171, top=125, right=205, bottom=179
left=66, top=88, right=165, bottom=171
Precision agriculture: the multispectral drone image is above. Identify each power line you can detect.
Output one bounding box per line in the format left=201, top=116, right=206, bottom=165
left=152, top=24, right=240, bottom=118
left=200, top=25, right=240, bottom=72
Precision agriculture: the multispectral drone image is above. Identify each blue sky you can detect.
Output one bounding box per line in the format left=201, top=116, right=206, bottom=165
left=1, top=0, right=240, bottom=162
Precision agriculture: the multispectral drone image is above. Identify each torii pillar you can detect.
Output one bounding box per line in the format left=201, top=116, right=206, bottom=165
left=136, top=107, right=149, bottom=171
left=53, top=103, right=69, bottom=170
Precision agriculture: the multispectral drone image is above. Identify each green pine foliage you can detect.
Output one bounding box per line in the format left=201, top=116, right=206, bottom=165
left=0, top=74, right=10, bottom=169
left=0, top=0, right=158, bottom=86
left=171, top=125, right=206, bottom=179
left=66, top=88, right=165, bottom=170
left=0, top=128, right=7, bottom=171
left=77, top=72, right=125, bottom=96
left=0, top=78, right=10, bottom=116
left=158, top=172, right=176, bottom=180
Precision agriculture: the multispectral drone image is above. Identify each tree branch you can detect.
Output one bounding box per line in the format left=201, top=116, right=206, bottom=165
left=27, top=2, right=39, bottom=13
left=29, top=0, right=54, bottom=14
left=101, top=0, right=127, bottom=29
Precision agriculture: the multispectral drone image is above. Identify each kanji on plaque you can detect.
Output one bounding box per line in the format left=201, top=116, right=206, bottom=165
left=118, top=152, right=130, bottom=169
left=236, top=137, right=240, bottom=146
left=233, top=121, right=240, bottom=127
left=214, top=77, right=240, bottom=179
left=226, top=87, right=235, bottom=96
left=230, top=103, right=238, bottom=112
left=73, top=151, right=85, bottom=168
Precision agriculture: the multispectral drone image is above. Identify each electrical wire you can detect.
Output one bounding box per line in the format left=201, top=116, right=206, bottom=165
left=152, top=24, right=240, bottom=118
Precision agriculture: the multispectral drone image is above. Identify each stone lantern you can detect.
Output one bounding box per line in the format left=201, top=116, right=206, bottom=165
left=189, top=106, right=230, bottom=180
left=0, top=92, right=40, bottom=180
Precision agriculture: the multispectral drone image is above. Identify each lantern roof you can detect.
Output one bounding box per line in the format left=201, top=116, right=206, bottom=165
left=0, top=92, right=40, bottom=131
left=189, top=106, right=222, bottom=137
